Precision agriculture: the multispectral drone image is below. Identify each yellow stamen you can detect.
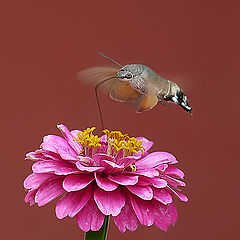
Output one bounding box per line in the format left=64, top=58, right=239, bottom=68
left=130, top=164, right=137, bottom=172
left=103, top=129, right=145, bottom=156
left=103, top=129, right=130, bottom=141
left=79, top=149, right=85, bottom=155
left=74, top=127, right=145, bottom=160
left=74, top=127, right=102, bottom=153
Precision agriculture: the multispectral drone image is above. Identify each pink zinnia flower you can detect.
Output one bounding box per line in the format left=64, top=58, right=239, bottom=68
left=24, top=124, right=188, bottom=232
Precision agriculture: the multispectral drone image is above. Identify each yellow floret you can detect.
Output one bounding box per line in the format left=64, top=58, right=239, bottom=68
left=104, top=129, right=145, bottom=156
left=74, top=127, right=145, bottom=157
left=74, top=127, right=102, bottom=150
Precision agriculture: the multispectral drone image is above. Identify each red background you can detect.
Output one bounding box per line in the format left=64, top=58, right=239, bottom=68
left=1, top=1, right=239, bottom=239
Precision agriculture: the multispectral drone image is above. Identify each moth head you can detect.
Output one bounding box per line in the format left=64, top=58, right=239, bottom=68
left=115, top=67, right=134, bottom=81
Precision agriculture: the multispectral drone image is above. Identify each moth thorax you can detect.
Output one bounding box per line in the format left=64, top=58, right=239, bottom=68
left=129, top=77, right=148, bottom=95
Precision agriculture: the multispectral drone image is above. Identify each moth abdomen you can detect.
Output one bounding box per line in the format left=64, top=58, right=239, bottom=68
left=157, top=81, right=192, bottom=113
left=173, top=90, right=192, bottom=113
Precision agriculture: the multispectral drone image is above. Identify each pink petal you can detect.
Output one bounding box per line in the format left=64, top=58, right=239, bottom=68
left=117, top=156, right=139, bottom=167
left=94, top=188, right=125, bottom=216
left=136, top=152, right=177, bottom=169
left=41, top=135, right=77, bottom=158
left=63, top=175, right=94, bottom=192
left=25, top=189, right=37, bottom=206
left=76, top=157, right=97, bottom=166
left=76, top=198, right=105, bottom=232
left=162, top=175, right=186, bottom=187
left=109, top=174, right=138, bottom=186
left=58, top=148, right=78, bottom=161
left=152, top=200, right=177, bottom=230
left=126, top=185, right=153, bottom=200
left=57, top=124, right=82, bottom=154
left=101, top=160, right=124, bottom=173
left=157, top=163, right=168, bottom=172
left=152, top=178, right=168, bottom=188
left=100, top=134, right=107, bottom=142
left=164, top=166, right=185, bottom=179
left=167, top=186, right=188, bottom=202
left=93, top=153, right=114, bottom=166
left=55, top=167, right=79, bottom=175
left=136, top=176, right=152, bottom=186
left=76, top=161, right=104, bottom=172
left=95, top=173, right=118, bottom=191
left=113, top=197, right=139, bottom=232
left=137, top=176, right=167, bottom=188
left=70, top=130, right=80, bottom=138
left=24, top=173, right=54, bottom=190
left=56, top=185, right=92, bottom=219
left=153, top=188, right=173, bottom=205
left=35, top=177, right=65, bottom=207
left=168, top=202, right=178, bottom=224
left=136, top=137, right=153, bottom=152
left=132, top=169, right=159, bottom=178
left=25, top=151, right=47, bottom=161
left=39, top=150, right=61, bottom=161
left=129, top=194, right=154, bottom=226
left=32, top=160, right=72, bottom=173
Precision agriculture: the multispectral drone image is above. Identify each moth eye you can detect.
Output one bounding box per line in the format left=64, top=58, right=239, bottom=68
left=125, top=73, right=132, bottom=79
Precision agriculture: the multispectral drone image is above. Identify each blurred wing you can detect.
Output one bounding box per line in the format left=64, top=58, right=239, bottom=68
left=110, top=81, right=143, bottom=102
left=110, top=81, right=158, bottom=113
left=136, top=92, right=158, bottom=113
left=78, top=66, right=158, bottom=113
left=78, top=66, right=120, bottom=94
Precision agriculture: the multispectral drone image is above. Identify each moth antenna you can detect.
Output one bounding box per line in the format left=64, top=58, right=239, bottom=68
left=98, top=52, right=123, bottom=68
left=95, top=77, right=115, bottom=131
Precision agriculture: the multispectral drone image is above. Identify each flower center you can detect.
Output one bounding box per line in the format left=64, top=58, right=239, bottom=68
left=74, top=127, right=145, bottom=159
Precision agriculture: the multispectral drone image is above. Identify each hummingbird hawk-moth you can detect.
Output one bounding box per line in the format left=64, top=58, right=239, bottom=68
left=79, top=52, right=192, bottom=115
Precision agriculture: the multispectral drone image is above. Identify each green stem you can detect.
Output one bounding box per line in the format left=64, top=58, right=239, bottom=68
left=84, top=216, right=110, bottom=240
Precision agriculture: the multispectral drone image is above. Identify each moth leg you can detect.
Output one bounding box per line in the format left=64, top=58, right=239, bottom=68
left=159, top=101, right=170, bottom=107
